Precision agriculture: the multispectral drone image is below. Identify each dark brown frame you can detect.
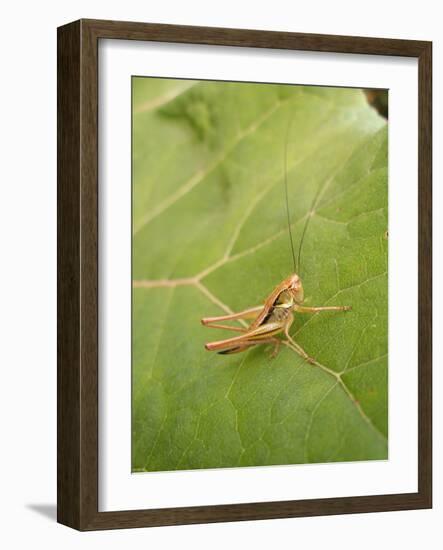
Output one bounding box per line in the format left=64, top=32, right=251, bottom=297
left=57, top=18, right=432, bottom=530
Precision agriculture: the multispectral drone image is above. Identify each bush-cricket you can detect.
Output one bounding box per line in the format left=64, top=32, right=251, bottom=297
left=201, top=117, right=351, bottom=363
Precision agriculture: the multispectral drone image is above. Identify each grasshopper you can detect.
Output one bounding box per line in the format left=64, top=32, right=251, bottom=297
left=201, top=118, right=351, bottom=363
left=201, top=274, right=350, bottom=361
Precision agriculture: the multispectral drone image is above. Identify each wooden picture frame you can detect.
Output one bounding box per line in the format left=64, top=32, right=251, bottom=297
left=57, top=18, right=432, bottom=530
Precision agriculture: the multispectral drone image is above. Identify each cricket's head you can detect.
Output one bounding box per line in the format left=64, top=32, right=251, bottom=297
left=286, top=273, right=304, bottom=304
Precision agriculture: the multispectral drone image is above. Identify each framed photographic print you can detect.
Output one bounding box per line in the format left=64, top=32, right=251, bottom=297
left=57, top=19, right=432, bottom=530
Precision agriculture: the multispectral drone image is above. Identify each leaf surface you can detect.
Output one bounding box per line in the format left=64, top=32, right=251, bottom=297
left=132, top=79, right=388, bottom=471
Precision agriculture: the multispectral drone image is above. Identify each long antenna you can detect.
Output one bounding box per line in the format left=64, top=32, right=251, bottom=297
left=284, top=116, right=297, bottom=273
left=296, top=179, right=324, bottom=275
left=284, top=110, right=323, bottom=276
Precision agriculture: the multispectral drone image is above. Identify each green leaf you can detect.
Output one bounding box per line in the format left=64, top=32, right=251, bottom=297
left=132, top=78, right=388, bottom=472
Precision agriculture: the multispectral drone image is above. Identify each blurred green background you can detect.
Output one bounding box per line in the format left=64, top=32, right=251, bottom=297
left=132, top=77, right=388, bottom=472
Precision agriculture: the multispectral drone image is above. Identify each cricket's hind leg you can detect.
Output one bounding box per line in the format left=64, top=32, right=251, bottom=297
left=201, top=306, right=263, bottom=331
left=202, top=323, right=247, bottom=334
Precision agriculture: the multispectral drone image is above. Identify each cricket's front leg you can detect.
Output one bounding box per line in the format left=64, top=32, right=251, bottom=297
left=283, top=312, right=316, bottom=365
left=293, top=304, right=351, bottom=314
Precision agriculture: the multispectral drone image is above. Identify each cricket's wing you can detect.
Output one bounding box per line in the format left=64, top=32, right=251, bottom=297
left=249, top=275, right=294, bottom=330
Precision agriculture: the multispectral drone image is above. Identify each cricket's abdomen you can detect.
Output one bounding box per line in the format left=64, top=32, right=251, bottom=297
left=262, top=306, right=291, bottom=326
